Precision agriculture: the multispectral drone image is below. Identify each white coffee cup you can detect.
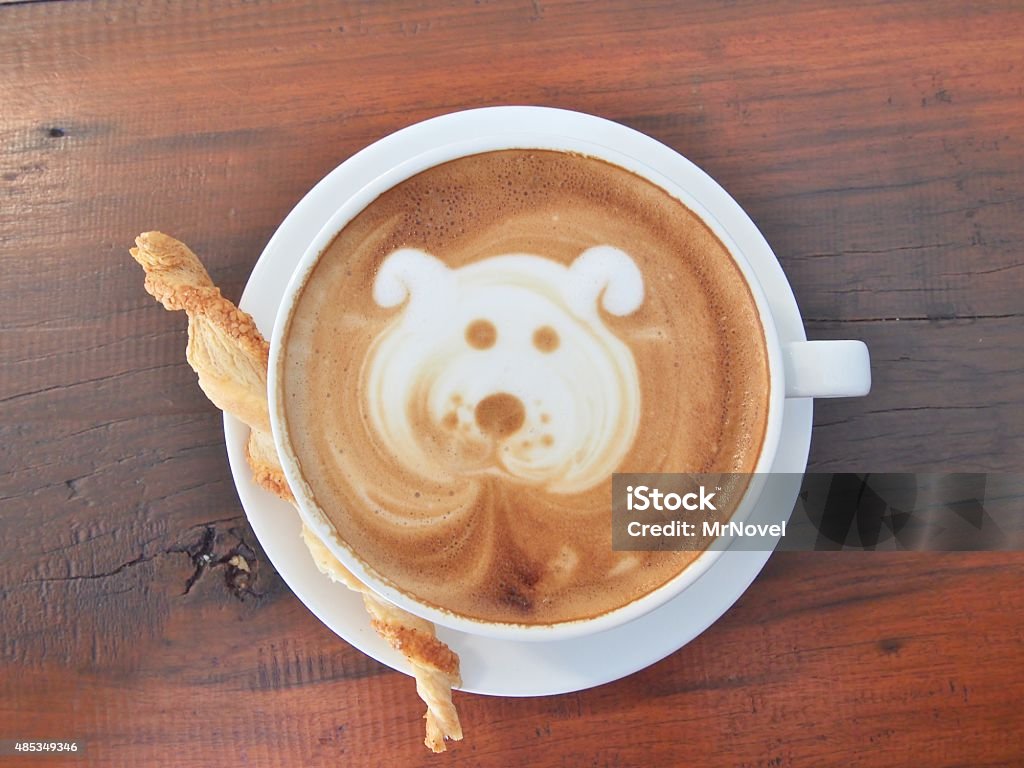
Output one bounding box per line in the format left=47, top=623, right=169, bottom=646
left=267, top=107, right=871, bottom=642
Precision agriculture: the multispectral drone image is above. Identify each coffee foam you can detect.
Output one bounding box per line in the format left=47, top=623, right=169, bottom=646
left=282, top=150, right=769, bottom=624
left=366, top=247, right=643, bottom=494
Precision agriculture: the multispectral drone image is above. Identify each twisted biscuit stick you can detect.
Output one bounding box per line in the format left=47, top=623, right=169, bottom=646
left=301, top=527, right=463, bottom=749
left=130, top=232, right=462, bottom=752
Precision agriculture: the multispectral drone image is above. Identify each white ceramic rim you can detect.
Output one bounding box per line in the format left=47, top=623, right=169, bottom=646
left=267, top=114, right=787, bottom=642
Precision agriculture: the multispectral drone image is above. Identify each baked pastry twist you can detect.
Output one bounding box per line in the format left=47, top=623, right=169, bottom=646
left=130, top=231, right=463, bottom=752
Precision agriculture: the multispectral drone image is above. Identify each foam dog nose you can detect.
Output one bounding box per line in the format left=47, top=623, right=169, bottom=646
left=475, top=393, right=526, bottom=438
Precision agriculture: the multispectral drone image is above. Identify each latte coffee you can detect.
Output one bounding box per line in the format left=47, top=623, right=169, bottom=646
left=281, top=150, right=769, bottom=625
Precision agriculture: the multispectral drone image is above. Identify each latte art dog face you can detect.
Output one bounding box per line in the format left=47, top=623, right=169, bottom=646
left=365, top=246, right=644, bottom=494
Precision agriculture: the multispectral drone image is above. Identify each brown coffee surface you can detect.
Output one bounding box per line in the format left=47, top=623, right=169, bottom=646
left=281, top=150, right=769, bottom=625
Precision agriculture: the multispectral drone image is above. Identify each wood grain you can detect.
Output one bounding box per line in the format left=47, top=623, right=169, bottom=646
left=1, top=1, right=1022, bottom=766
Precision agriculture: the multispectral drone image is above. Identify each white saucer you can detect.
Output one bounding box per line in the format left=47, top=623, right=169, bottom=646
left=224, top=107, right=813, bottom=697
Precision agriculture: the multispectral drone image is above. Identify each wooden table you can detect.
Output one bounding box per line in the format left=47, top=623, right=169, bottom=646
left=2, top=1, right=1022, bottom=765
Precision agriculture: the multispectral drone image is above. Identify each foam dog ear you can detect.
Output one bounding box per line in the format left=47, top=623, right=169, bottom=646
left=373, top=248, right=452, bottom=308
left=567, top=246, right=644, bottom=316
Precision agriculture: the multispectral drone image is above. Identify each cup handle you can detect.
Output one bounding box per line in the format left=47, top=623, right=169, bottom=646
left=782, top=340, right=871, bottom=398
